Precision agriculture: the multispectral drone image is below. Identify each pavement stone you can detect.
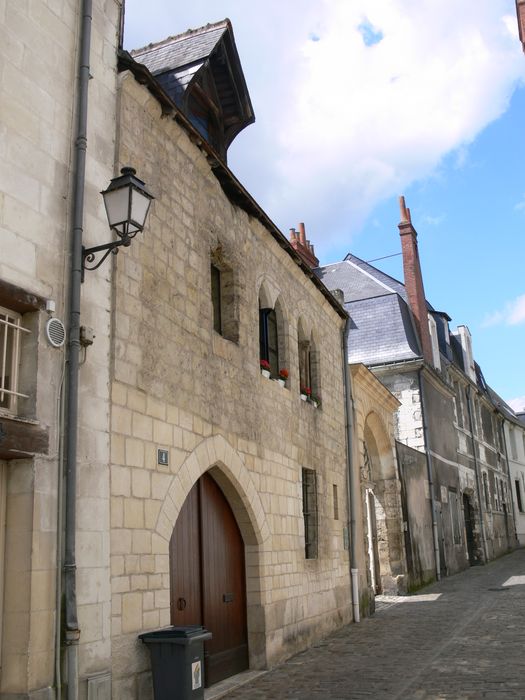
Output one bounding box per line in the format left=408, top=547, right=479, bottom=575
left=222, top=549, right=525, bottom=699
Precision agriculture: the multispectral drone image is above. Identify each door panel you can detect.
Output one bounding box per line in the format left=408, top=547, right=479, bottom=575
left=200, top=475, right=248, bottom=685
left=169, top=482, right=202, bottom=625
left=169, top=473, right=248, bottom=687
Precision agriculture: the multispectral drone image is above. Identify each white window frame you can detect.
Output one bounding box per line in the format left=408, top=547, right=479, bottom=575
left=0, top=305, right=30, bottom=415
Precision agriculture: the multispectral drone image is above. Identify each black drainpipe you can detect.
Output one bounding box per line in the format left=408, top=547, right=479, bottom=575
left=63, top=1, right=92, bottom=698
left=342, top=319, right=360, bottom=622
left=417, top=370, right=441, bottom=581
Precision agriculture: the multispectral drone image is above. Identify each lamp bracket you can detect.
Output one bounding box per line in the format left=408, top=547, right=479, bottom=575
left=82, top=237, right=131, bottom=281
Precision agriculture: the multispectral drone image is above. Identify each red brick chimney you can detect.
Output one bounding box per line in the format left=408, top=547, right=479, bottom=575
left=398, top=196, right=433, bottom=364
left=289, top=222, right=319, bottom=268
left=517, top=0, right=525, bottom=52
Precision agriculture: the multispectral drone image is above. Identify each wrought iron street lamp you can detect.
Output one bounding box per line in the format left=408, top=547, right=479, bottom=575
left=82, top=167, right=154, bottom=278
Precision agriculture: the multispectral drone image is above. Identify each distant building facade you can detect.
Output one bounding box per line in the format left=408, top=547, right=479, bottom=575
left=317, top=198, right=517, bottom=588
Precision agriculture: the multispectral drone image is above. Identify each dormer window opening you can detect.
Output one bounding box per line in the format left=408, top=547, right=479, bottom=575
left=187, top=87, right=222, bottom=155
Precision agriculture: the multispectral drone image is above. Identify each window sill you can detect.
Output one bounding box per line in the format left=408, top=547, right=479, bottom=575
left=260, top=372, right=289, bottom=390
left=0, top=412, right=49, bottom=459
left=300, top=395, right=321, bottom=409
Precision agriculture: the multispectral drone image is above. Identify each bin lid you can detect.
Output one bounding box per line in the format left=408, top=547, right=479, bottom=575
left=139, top=625, right=212, bottom=643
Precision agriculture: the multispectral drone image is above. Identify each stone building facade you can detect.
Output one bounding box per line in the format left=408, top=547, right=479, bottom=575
left=106, top=60, right=352, bottom=696
left=0, top=1, right=121, bottom=697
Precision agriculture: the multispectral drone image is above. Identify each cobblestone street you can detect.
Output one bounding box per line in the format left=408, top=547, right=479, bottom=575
left=220, top=549, right=525, bottom=700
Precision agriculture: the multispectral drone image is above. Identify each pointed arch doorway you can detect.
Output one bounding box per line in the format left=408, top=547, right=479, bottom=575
left=170, top=472, right=249, bottom=686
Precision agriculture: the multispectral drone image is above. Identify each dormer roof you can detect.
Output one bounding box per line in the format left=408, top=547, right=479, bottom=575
left=131, top=19, right=255, bottom=162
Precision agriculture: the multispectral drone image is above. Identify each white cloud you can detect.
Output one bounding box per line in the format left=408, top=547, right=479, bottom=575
left=483, top=294, right=525, bottom=327
left=508, top=396, right=525, bottom=412
left=421, top=214, right=445, bottom=227
left=124, top=0, right=524, bottom=259
left=515, top=195, right=525, bottom=211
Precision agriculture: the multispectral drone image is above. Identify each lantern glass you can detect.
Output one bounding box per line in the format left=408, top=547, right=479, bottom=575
left=103, top=186, right=131, bottom=236
left=130, top=186, right=153, bottom=234
left=101, top=167, right=154, bottom=238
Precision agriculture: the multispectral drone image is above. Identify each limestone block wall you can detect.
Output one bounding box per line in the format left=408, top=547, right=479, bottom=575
left=375, top=370, right=424, bottom=451
left=506, top=422, right=525, bottom=545
left=109, top=72, right=350, bottom=698
left=0, top=0, right=121, bottom=696
left=351, top=364, right=406, bottom=605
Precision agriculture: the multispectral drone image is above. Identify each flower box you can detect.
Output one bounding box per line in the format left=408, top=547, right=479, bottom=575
left=261, top=369, right=271, bottom=379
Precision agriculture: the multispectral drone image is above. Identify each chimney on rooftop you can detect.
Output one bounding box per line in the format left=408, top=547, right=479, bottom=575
left=517, top=0, right=525, bottom=52
left=398, top=196, right=434, bottom=365
left=289, top=222, right=319, bottom=268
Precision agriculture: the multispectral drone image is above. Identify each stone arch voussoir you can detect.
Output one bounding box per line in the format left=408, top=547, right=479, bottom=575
left=154, top=434, right=270, bottom=548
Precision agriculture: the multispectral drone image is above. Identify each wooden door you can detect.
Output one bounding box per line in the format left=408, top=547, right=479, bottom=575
left=170, top=474, right=249, bottom=686
left=463, top=493, right=476, bottom=565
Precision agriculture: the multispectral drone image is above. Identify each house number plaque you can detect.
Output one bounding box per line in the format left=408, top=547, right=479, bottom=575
left=157, top=448, right=169, bottom=466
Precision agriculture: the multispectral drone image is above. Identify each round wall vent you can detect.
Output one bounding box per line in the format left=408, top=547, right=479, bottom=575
left=46, top=318, right=66, bottom=348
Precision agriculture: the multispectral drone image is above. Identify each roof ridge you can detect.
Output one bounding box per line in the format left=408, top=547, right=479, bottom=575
left=344, top=252, right=405, bottom=289
left=131, top=19, right=230, bottom=57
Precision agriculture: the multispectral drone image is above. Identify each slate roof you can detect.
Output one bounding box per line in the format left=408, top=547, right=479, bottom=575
left=131, top=22, right=230, bottom=107
left=131, top=21, right=228, bottom=78
left=317, top=259, right=399, bottom=302
left=346, top=294, right=421, bottom=365
left=343, top=253, right=409, bottom=302
left=316, top=257, right=423, bottom=365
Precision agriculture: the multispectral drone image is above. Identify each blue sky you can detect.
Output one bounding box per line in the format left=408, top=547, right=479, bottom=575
left=124, top=0, right=525, bottom=408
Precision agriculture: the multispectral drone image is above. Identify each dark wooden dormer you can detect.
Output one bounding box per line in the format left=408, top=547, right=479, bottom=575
left=131, top=19, right=255, bottom=162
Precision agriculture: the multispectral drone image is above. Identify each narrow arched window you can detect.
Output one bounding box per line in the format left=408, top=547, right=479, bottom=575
left=259, top=308, right=279, bottom=377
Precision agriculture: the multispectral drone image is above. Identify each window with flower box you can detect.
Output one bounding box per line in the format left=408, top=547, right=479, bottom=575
left=259, top=308, right=279, bottom=377
left=298, top=322, right=321, bottom=404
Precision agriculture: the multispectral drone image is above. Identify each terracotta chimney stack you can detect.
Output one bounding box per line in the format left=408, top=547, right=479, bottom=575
left=298, top=222, right=307, bottom=246
left=289, top=222, right=319, bottom=268
left=398, top=196, right=433, bottom=364
left=517, top=0, right=525, bottom=52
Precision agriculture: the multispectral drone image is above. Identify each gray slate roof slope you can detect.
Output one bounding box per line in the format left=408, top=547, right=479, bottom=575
left=343, top=253, right=408, bottom=302
left=131, top=21, right=228, bottom=76
left=345, top=294, right=421, bottom=365
left=317, top=260, right=398, bottom=302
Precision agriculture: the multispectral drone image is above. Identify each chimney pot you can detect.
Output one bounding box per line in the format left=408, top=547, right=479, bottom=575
left=298, top=222, right=307, bottom=245
left=399, top=196, right=411, bottom=223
